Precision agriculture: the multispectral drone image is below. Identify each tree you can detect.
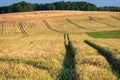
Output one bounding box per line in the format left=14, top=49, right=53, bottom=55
left=44, top=4, right=55, bottom=10
left=0, top=1, right=120, bottom=14
left=16, top=4, right=23, bottom=12
left=64, top=1, right=71, bottom=10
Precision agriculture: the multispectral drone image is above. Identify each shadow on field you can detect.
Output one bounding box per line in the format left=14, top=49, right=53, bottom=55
left=58, top=34, right=79, bottom=80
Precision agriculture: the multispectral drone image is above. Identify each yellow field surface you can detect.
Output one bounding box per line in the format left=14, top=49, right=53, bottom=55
left=0, top=11, right=120, bottom=79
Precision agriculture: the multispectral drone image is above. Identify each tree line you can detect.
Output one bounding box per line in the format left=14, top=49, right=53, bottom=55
left=0, top=1, right=120, bottom=14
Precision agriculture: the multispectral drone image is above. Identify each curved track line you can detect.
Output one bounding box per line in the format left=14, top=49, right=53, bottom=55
left=84, top=40, right=120, bottom=78
left=89, top=16, right=118, bottom=27
left=1, top=23, right=3, bottom=35
left=18, top=22, right=28, bottom=35
left=43, top=20, right=84, bottom=34
left=0, top=58, right=48, bottom=71
left=66, top=18, right=85, bottom=29
left=43, top=20, right=65, bottom=33
left=111, top=16, right=120, bottom=21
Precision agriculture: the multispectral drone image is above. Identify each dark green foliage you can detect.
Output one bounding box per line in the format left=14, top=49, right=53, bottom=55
left=84, top=40, right=120, bottom=77
left=98, top=6, right=120, bottom=12
left=0, top=1, right=119, bottom=14
left=0, top=1, right=34, bottom=13
left=87, top=30, right=120, bottom=39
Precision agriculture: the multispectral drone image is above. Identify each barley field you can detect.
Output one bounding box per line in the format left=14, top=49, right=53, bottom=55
left=0, top=11, right=120, bottom=80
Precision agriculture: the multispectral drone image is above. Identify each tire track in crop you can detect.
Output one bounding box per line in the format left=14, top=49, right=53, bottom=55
left=89, top=16, right=118, bottom=27
left=0, top=23, right=3, bottom=35
left=18, top=22, right=28, bottom=35
left=12, top=23, right=17, bottom=33
left=18, top=40, right=35, bottom=49
left=84, top=40, right=120, bottom=78
left=58, top=33, right=78, bottom=80
left=0, top=58, right=48, bottom=71
left=7, top=40, right=35, bottom=54
left=66, top=18, right=86, bottom=29
left=111, top=16, right=120, bottom=21
left=43, top=20, right=84, bottom=34
left=43, top=20, right=66, bottom=33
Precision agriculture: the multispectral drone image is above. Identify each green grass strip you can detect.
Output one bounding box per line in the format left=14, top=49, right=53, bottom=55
left=87, top=30, right=120, bottom=39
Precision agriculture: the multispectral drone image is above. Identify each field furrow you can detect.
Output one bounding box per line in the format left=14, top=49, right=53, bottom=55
left=66, top=18, right=85, bottom=29
left=18, top=22, right=28, bottom=35
left=111, top=16, right=120, bottom=21
left=43, top=20, right=65, bottom=33
left=89, top=16, right=118, bottom=27
left=58, top=34, right=78, bottom=80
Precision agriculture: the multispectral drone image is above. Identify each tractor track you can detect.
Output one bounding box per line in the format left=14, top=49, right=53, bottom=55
left=0, top=58, right=48, bottom=71
left=18, top=22, right=28, bottom=35
left=0, top=23, right=3, bottom=35
left=111, top=16, right=120, bottom=21
left=89, top=16, right=118, bottom=27
left=66, top=18, right=86, bottom=29
left=43, top=20, right=84, bottom=34
left=84, top=40, right=120, bottom=78
left=58, top=33, right=78, bottom=80
left=43, top=20, right=65, bottom=33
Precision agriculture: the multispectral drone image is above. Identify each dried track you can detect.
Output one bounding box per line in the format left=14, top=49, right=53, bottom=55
left=43, top=20, right=83, bottom=34
left=43, top=20, right=65, bottom=33
left=0, top=58, right=48, bottom=70
left=18, top=22, right=28, bottom=35
left=89, top=16, right=118, bottom=27
left=0, top=23, right=3, bottom=35
left=66, top=18, right=85, bottom=29
left=111, top=16, right=120, bottom=21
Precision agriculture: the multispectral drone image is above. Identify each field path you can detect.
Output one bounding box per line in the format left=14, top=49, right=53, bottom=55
left=18, top=22, right=28, bottom=35
left=66, top=18, right=85, bottom=29
left=84, top=40, right=120, bottom=78
left=0, top=23, right=3, bottom=35
left=58, top=34, right=78, bottom=80
left=43, top=20, right=66, bottom=33
left=111, top=16, right=120, bottom=21
left=89, top=16, right=118, bottom=27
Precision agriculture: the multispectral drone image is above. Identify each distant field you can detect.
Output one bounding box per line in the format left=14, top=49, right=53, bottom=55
left=0, top=11, right=120, bottom=80
left=87, top=30, right=120, bottom=38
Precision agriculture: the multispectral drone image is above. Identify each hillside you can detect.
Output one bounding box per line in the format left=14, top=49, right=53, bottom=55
left=0, top=11, right=120, bottom=80
left=0, top=1, right=120, bottom=14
